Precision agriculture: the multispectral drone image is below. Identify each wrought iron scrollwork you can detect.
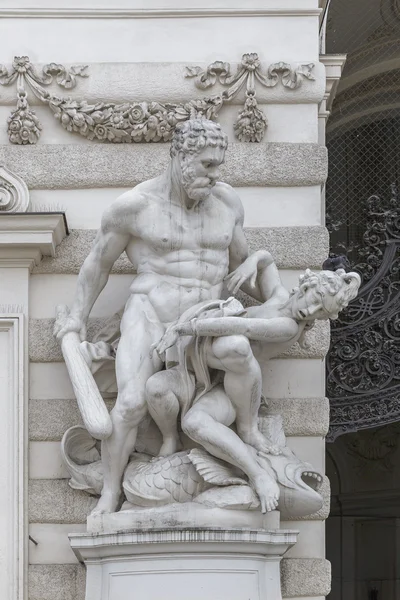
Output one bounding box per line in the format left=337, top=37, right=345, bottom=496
left=327, top=184, right=400, bottom=441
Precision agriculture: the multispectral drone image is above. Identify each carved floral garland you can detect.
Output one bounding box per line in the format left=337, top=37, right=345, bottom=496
left=186, top=53, right=315, bottom=142
left=0, top=54, right=315, bottom=145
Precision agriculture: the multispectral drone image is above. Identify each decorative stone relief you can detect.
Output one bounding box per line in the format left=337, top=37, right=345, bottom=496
left=54, top=119, right=358, bottom=523
left=0, top=165, right=29, bottom=212
left=185, top=53, right=315, bottom=142
left=0, top=54, right=315, bottom=144
left=0, top=56, right=88, bottom=144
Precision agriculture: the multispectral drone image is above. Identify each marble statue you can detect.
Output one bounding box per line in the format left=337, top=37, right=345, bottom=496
left=55, top=118, right=361, bottom=521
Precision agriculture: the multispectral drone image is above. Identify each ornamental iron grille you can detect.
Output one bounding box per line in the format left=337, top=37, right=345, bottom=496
left=325, top=0, right=400, bottom=441
left=326, top=185, right=400, bottom=442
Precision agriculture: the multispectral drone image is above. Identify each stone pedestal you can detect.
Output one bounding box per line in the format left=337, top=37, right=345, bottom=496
left=70, top=527, right=298, bottom=600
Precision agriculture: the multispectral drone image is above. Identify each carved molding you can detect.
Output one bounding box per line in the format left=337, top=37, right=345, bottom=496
left=0, top=7, right=323, bottom=18
left=0, top=314, right=27, bottom=600
left=0, top=165, right=29, bottom=212
left=0, top=54, right=315, bottom=145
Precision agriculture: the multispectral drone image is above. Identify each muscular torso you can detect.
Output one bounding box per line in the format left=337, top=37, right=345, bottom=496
left=123, top=181, right=239, bottom=323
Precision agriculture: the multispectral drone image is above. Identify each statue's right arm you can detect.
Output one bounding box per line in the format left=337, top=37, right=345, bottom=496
left=55, top=194, right=133, bottom=340
left=178, top=315, right=299, bottom=344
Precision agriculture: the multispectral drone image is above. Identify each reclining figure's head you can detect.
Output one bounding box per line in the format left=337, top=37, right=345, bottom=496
left=289, top=268, right=361, bottom=321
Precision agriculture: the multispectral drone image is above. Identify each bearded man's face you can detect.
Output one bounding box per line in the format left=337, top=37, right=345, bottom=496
left=180, top=145, right=225, bottom=204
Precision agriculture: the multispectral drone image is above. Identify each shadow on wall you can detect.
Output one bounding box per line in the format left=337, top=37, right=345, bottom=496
left=326, top=424, right=400, bottom=600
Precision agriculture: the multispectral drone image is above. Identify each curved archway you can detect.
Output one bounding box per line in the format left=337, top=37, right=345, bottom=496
left=325, top=3, right=400, bottom=598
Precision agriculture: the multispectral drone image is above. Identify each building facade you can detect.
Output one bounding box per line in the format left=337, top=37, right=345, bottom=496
left=0, top=2, right=337, bottom=599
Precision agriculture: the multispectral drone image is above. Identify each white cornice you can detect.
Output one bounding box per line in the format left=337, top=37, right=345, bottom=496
left=0, top=7, right=322, bottom=18
left=320, top=54, right=347, bottom=112
left=0, top=213, right=68, bottom=268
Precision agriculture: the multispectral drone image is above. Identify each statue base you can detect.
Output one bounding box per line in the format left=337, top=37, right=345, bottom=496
left=70, top=526, right=298, bottom=600
left=87, top=503, right=280, bottom=533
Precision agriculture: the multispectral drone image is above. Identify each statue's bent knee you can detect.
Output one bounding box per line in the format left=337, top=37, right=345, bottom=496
left=182, top=411, right=205, bottom=440
left=213, top=335, right=252, bottom=363
left=145, top=375, right=166, bottom=402
left=114, top=390, right=147, bottom=425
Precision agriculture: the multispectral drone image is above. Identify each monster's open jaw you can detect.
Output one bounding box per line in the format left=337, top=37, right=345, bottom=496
left=301, top=471, right=323, bottom=491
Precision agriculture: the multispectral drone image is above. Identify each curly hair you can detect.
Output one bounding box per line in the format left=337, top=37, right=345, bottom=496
left=170, top=118, right=228, bottom=158
left=295, top=268, right=361, bottom=316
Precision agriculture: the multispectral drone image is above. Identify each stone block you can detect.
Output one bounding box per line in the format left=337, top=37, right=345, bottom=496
left=29, top=480, right=96, bottom=524
left=280, top=558, right=331, bottom=597
left=28, top=564, right=85, bottom=600
left=33, top=226, right=329, bottom=275
left=0, top=143, right=327, bottom=189
left=261, top=398, right=330, bottom=437
left=29, top=397, right=329, bottom=441
left=29, top=317, right=330, bottom=362
left=244, top=226, right=329, bottom=269
left=28, top=559, right=331, bottom=599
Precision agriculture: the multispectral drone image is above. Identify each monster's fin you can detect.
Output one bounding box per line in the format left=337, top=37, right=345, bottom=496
left=189, top=448, right=247, bottom=486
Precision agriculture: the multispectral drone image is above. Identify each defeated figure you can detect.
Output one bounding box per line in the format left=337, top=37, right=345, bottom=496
left=144, top=252, right=360, bottom=511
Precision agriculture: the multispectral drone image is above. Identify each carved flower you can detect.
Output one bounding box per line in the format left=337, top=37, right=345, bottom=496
left=7, top=110, right=41, bottom=145
left=234, top=97, right=267, bottom=142
left=147, top=115, right=158, bottom=130
left=110, top=113, right=126, bottom=128
left=91, top=111, right=106, bottom=124
left=130, top=124, right=146, bottom=141
left=166, top=113, right=178, bottom=127
left=93, top=124, right=108, bottom=140
left=156, top=120, right=173, bottom=141
left=19, top=127, right=31, bottom=142
left=142, top=115, right=159, bottom=141
left=128, top=103, right=148, bottom=124
left=72, top=112, right=86, bottom=127
left=61, top=112, right=72, bottom=131
left=8, top=119, right=21, bottom=132
left=235, top=123, right=254, bottom=142
left=12, top=56, right=31, bottom=74
left=241, top=53, right=260, bottom=71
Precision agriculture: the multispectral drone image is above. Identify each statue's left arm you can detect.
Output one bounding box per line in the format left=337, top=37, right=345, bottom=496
left=226, top=188, right=265, bottom=303
left=225, top=186, right=285, bottom=303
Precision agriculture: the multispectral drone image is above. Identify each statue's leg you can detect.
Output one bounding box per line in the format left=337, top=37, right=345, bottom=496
left=208, top=335, right=281, bottom=456
left=182, top=385, right=279, bottom=513
left=92, top=294, right=164, bottom=515
left=146, top=368, right=195, bottom=457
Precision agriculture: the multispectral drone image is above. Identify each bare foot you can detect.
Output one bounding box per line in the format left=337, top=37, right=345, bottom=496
left=250, top=473, right=280, bottom=513
left=240, top=428, right=282, bottom=456
left=90, top=491, right=120, bottom=516
left=157, top=435, right=183, bottom=457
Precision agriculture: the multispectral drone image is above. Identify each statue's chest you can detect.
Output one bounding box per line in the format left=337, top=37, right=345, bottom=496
left=138, top=203, right=234, bottom=251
